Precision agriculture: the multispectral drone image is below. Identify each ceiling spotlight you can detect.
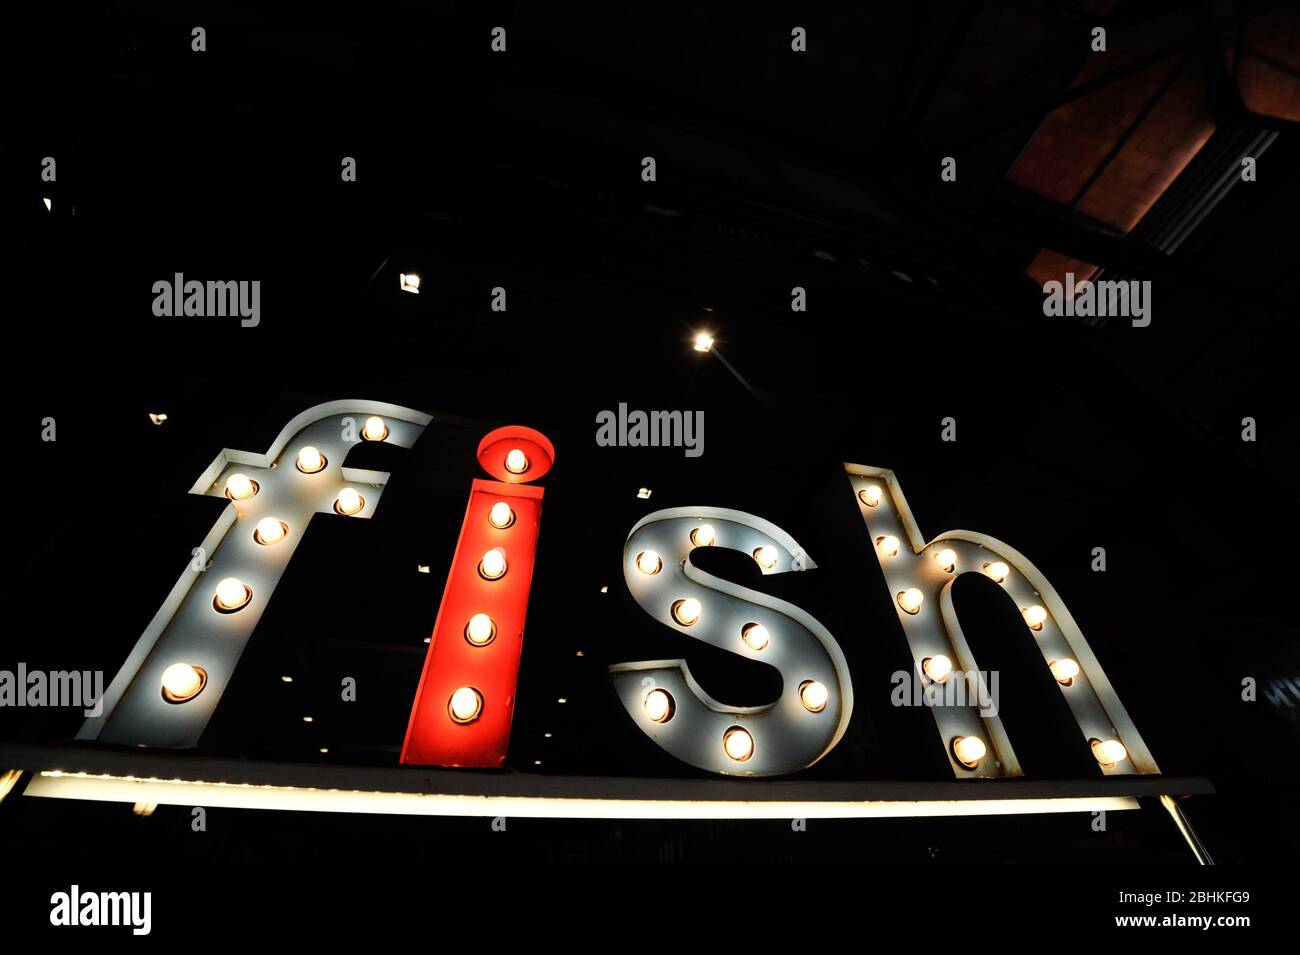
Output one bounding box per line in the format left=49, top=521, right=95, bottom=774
left=225, top=473, right=258, bottom=501
left=694, top=332, right=714, bottom=352
left=1090, top=738, right=1128, bottom=769
left=799, top=680, right=829, bottom=713
left=489, top=501, right=515, bottom=528
left=897, top=588, right=924, bottom=615
left=478, top=547, right=507, bottom=580
left=952, top=735, right=986, bottom=769
left=637, top=487, right=652, bottom=499
left=362, top=416, right=388, bottom=441
left=635, top=549, right=662, bottom=575
left=296, top=446, right=326, bottom=473
left=148, top=413, right=168, bottom=426
left=465, top=613, right=496, bottom=646
left=253, top=517, right=288, bottom=545
left=399, top=272, right=420, bottom=294
left=213, top=577, right=252, bottom=613
left=671, top=597, right=702, bottom=626
left=160, top=663, right=206, bottom=703
left=741, top=622, right=770, bottom=651
left=858, top=486, right=881, bottom=507
left=922, top=654, right=953, bottom=683
left=753, top=545, right=778, bottom=570
left=43, top=197, right=52, bottom=212
left=723, top=726, right=754, bottom=762
left=1022, top=605, right=1048, bottom=630
left=935, top=548, right=957, bottom=573
left=982, top=561, right=1009, bottom=583
left=690, top=524, right=716, bottom=547
left=876, top=535, right=900, bottom=558
left=449, top=686, right=483, bottom=723
left=334, top=487, right=364, bottom=515
left=280, top=675, right=293, bottom=683
left=1049, top=658, right=1080, bottom=686
left=644, top=688, right=675, bottom=723
left=504, top=448, right=529, bottom=474
left=302, top=716, right=313, bottom=723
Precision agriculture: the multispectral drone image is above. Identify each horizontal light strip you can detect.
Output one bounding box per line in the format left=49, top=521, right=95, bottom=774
left=25, top=772, right=1139, bottom=819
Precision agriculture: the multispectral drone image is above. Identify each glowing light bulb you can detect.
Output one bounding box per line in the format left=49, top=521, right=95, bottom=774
left=897, top=588, right=924, bottom=614
left=936, top=548, right=957, bottom=572
left=465, top=613, right=496, bottom=646
left=254, top=517, right=287, bottom=545
left=876, top=535, right=900, bottom=558
left=362, top=416, right=387, bottom=441
left=635, top=550, right=662, bottom=575
left=799, top=680, right=829, bottom=713
left=225, top=473, right=257, bottom=500
left=1049, top=658, right=1080, bottom=685
left=858, top=486, right=881, bottom=507
left=753, top=545, right=778, bottom=570
left=952, top=736, right=986, bottom=769
left=449, top=686, right=483, bottom=723
left=723, top=726, right=754, bottom=762
left=983, top=561, right=1009, bottom=583
left=399, top=272, right=420, bottom=294
left=672, top=597, right=702, bottom=626
left=160, top=663, right=205, bottom=702
left=296, top=446, right=325, bottom=473
left=504, top=448, right=529, bottom=474
left=690, top=524, right=716, bottom=547
left=644, top=689, right=674, bottom=723
left=694, top=332, right=714, bottom=352
left=741, top=623, right=770, bottom=651
left=1022, top=605, right=1048, bottom=630
left=214, top=577, right=250, bottom=612
left=335, top=487, right=364, bottom=515
left=479, top=547, right=507, bottom=580
left=489, top=501, right=515, bottom=528
left=1091, top=738, right=1128, bottom=768
left=923, top=654, right=953, bottom=683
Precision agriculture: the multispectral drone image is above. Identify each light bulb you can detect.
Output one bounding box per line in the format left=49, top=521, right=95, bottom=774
left=399, top=272, right=420, bottom=294
left=296, top=446, right=325, bottom=473
left=753, top=545, right=778, bottom=570
left=335, top=487, right=364, bottom=515
left=694, top=332, right=714, bottom=352
left=644, top=689, right=674, bottom=723
left=214, top=577, right=251, bottom=612
left=741, top=623, right=770, bottom=651
left=160, top=663, right=205, bottom=703
left=858, top=486, right=881, bottom=507
left=876, top=535, right=900, bottom=558
left=362, top=416, right=387, bottom=441
left=690, top=524, right=716, bottom=547
left=672, top=597, right=701, bottom=626
left=465, top=613, right=496, bottom=646
left=504, top=448, right=529, bottom=474
left=983, top=561, right=1009, bottom=583
left=254, top=517, right=287, bottom=545
left=952, top=735, right=986, bottom=769
left=635, top=550, right=662, bottom=575
left=479, top=547, right=507, bottom=580
left=225, top=473, right=257, bottom=500
left=897, top=588, right=924, bottom=614
left=923, top=654, right=953, bottom=683
left=449, top=686, right=483, bottom=723
left=1049, top=658, right=1080, bottom=685
left=489, top=501, right=515, bottom=528
left=936, top=548, right=957, bottom=572
left=1091, top=738, right=1128, bottom=768
left=799, top=680, right=829, bottom=713
left=1022, top=605, right=1048, bottom=630
left=723, top=726, right=754, bottom=762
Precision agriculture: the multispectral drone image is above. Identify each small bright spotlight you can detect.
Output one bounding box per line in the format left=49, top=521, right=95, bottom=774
left=43, top=197, right=52, bottom=212
left=280, top=675, right=293, bottom=683
left=254, top=517, right=288, bottom=545
left=897, top=588, right=924, bottom=615
left=753, top=545, right=779, bottom=570
left=399, top=272, right=420, bottom=294
left=1049, top=658, right=1080, bottom=686
left=799, top=680, right=829, bottom=713
left=479, top=547, right=507, bottom=580
left=671, top=597, right=702, bottom=626
left=637, top=487, right=652, bottom=499
left=1091, top=738, right=1128, bottom=768
left=296, top=446, right=326, bottom=473
left=148, top=413, right=168, bottom=425
left=936, top=548, right=957, bottom=572
left=362, top=416, right=388, bottom=441
left=983, top=561, right=1009, bottom=583
left=694, top=332, right=714, bottom=352
left=213, top=577, right=251, bottom=612
left=504, top=448, right=529, bottom=474
left=858, top=486, right=882, bottom=507
left=723, top=726, right=754, bottom=762
left=335, top=487, right=364, bottom=515
left=952, top=736, right=986, bottom=769
left=876, top=535, right=900, bottom=558
left=644, top=689, right=675, bottom=724
left=160, top=663, right=206, bottom=703
left=922, top=654, right=953, bottom=683
left=449, top=686, right=483, bottom=723
left=690, top=525, right=716, bottom=547
left=489, top=501, right=515, bottom=528
left=741, top=623, right=770, bottom=651
left=225, top=473, right=257, bottom=500
left=635, top=550, right=662, bottom=575
left=1022, top=605, right=1048, bottom=630
left=465, top=613, right=496, bottom=646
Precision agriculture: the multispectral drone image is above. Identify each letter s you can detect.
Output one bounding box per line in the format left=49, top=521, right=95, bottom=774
left=610, top=506, right=853, bottom=776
